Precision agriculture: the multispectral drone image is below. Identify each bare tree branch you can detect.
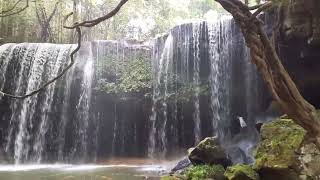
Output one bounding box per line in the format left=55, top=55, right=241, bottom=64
left=0, top=27, right=81, bottom=99
left=251, top=1, right=272, bottom=18
left=64, top=0, right=129, bottom=29
left=248, top=2, right=269, bottom=10
left=48, top=1, right=60, bottom=22
left=0, top=0, right=129, bottom=99
left=0, top=0, right=29, bottom=17
left=0, top=0, right=23, bottom=14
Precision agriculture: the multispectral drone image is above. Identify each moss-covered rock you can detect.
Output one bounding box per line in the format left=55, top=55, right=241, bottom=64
left=254, top=118, right=306, bottom=169
left=225, top=164, right=259, bottom=180
left=253, top=118, right=307, bottom=180
left=185, top=165, right=226, bottom=180
left=188, top=137, right=231, bottom=167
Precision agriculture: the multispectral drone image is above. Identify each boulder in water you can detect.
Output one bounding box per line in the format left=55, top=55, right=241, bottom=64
left=188, top=137, right=231, bottom=167
left=224, top=164, right=260, bottom=180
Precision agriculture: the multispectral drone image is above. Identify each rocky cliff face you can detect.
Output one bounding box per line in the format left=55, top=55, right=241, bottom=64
left=278, top=0, right=320, bottom=108
left=281, top=0, right=320, bottom=45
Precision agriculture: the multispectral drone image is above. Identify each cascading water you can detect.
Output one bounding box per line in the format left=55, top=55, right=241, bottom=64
left=192, top=23, right=201, bottom=144
left=0, top=43, right=99, bottom=164
left=207, top=17, right=233, bottom=139
left=148, top=17, right=262, bottom=162
left=149, top=34, right=174, bottom=158
left=0, top=44, right=74, bottom=164
left=31, top=44, right=73, bottom=163
left=0, top=18, right=265, bottom=164
left=57, top=61, right=75, bottom=161
left=71, top=43, right=94, bottom=161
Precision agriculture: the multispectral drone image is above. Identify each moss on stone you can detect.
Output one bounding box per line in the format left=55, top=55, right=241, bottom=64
left=254, top=118, right=306, bottom=169
left=224, top=164, right=260, bottom=180
left=185, top=165, right=226, bottom=180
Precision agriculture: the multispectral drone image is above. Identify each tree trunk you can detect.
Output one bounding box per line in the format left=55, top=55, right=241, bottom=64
left=69, top=0, right=80, bottom=43
left=214, top=0, right=320, bottom=145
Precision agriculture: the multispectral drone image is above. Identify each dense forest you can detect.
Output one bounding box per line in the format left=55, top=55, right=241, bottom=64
left=0, top=0, right=232, bottom=43
left=0, top=0, right=268, bottom=43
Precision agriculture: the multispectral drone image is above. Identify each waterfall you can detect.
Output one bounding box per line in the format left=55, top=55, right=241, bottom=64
left=148, top=34, right=174, bottom=158
left=0, top=44, right=15, bottom=100
left=57, top=60, right=75, bottom=161
left=0, top=18, right=263, bottom=164
left=208, top=17, right=233, bottom=139
left=192, top=23, right=201, bottom=144
left=148, top=17, right=262, bottom=160
left=0, top=43, right=99, bottom=164
left=31, top=44, right=73, bottom=163
left=71, top=43, right=94, bottom=161
left=0, top=43, right=74, bottom=164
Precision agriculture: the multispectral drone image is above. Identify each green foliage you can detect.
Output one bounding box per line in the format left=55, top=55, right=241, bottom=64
left=96, top=55, right=152, bottom=95
left=118, top=55, right=152, bottom=92
left=0, top=0, right=71, bottom=43
left=225, top=164, right=260, bottom=180
left=185, top=165, right=225, bottom=180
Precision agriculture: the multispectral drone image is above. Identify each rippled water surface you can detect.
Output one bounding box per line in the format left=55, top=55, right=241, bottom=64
left=0, top=163, right=171, bottom=180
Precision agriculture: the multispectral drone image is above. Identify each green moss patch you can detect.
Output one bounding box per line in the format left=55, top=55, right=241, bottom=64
left=185, top=165, right=226, bottom=180
left=225, top=164, right=259, bottom=180
left=254, top=118, right=306, bottom=169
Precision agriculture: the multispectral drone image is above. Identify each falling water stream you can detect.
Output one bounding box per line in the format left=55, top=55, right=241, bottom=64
left=0, top=17, right=263, bottom=169
left=147, top=17, right=261, bottom=160
left=148, top=34, right=174, bottom=158
left=192, top=23, right=201, bottom=144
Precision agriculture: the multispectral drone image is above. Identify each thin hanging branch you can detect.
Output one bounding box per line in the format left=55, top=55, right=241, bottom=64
left=0, top=27, right=81, bottom=99
left=0, top=0, right=129, bottom=99
left=0, top=0, right=29, bottom=17
left=0, top=0, right=24, bottom=14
